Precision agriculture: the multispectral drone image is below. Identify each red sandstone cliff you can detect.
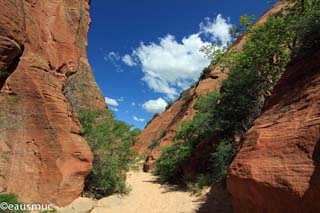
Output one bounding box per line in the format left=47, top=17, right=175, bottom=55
left=227, top=49, right=320, bottom=212
left=0, top=0, right=105, bottom=206
left=133, top=2, right=286, bottom=171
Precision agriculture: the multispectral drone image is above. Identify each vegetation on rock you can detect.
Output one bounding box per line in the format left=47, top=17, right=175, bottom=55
left=155, top=0, right=320, bottom=186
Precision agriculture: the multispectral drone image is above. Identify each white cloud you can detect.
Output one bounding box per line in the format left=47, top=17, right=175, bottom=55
left=142, top=98, right=167, bottom=114
left=200, top=14, right=233, bottom=48
left=117, top=97, right=124, bottom=102
left=127, top=14, right=232, bottom=99
left=131, top=102, right=136, bottom=106
left=133, top=34, right=210, bottom=99
left=133, top=116, right=145, bottom=122
left=110, top=107, right=119, bottom=112
left=106, top=51, right=120, bottom=61
left=105, top=97, right=119, bottom=106
left=122, top=54, right=137, bottom=66
left=104, top=51, right=123, bottom=72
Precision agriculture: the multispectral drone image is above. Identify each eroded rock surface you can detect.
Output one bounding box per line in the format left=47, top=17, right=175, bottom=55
left=227, top=50, right=320, bottom=212
left=0, top=0, right=105, bottom=206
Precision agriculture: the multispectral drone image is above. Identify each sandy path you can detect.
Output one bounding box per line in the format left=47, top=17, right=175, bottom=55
left=92, top=171, right=205, bottom=213
left=57, top=171, right=208, bottom=213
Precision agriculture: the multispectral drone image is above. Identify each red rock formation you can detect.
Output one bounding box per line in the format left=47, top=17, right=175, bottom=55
left=0, top=0, right=105, bottom=206
left=133, top=68, right=227, bottom=159
left=227, top=50, right=320, bottom=212
left=133, top=1, right=286, bottom=171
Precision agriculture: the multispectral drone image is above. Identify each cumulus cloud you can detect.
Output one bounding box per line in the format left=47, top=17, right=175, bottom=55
left=122, top=54, right=137, bottom=66
left=133, top=116, right=145, bottom=122
left=200, top=14, right=233, bottom=48
left=105, top=97, right=119, bottom=106
left=126, top=14, right=232, bottom=99
left=142, top=98, right=167, bottom=114
left=132, top=102, right=136, bottom=106
left=133, top=34, right=210, bottom=99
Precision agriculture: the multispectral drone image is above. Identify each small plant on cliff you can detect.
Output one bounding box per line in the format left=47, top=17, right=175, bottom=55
left=148, top=138, right=160, bottom=150
left=180, top=89, right=191, bottom=101
left=79, top=109, right=139, bottom=198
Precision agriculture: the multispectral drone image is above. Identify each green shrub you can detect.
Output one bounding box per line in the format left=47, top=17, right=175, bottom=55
left=0, top=194, right=25, bottom=213
left=293, top=2, right=320, bottom=54
left=180, top=89, right=191, bottom=101
left=148, top=130, right=166, bottom=150
left=186, top=173, right=215, bottom=194
left=79, top=109, right=139, bottom=198
left=176, top=91, right=221, bottom=145
left=185, top=140, right=235, bottom=193
left=148, top=139, right=160, bottom=150
left=198, top=67, right=211, bottom=80
left=210, top=140, right=236, bottom=183
left=155, top=142, right=193, bottom=183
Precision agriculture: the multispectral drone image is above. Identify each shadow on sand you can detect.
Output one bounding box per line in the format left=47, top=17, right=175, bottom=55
left=195, top=181, right=233, bottom=213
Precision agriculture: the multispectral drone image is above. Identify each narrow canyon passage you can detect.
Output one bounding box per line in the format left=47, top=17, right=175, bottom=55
left=59, top=170, right=209, bottom=213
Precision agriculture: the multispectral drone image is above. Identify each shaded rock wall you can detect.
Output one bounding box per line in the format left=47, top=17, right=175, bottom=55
left=227, top=50, right=320, bottom=212
left=0, top=0, right=105, bottom=206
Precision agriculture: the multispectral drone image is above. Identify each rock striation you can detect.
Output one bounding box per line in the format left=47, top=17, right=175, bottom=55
left=227, top=50, right=320, bottom=212
left=0, top=0, right=105, bottom=206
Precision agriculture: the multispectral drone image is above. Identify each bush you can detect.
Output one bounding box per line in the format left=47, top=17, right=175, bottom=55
left=155, top=142, right=193, bottom=183
left=0, top=194, right=25, bottom=213
left=176, top=91, right=221, bottom=145
left=180, top=89, right=191, bottom=101
left=148, top=130, right=166, bottom=150
left=79, top=109, right=139, bottom=198
left=294, top=2, right=320, bottom=54
left=198, top=67, right=211, bottom=80
left=210, top=140, right=236, bottom=183
left=148, top=139, right=160, bottom=150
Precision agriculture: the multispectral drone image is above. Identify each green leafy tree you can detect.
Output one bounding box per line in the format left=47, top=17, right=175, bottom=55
left=155, top=142, right=193, bottom=183
left=240, top=14, right=255, bottom=28
left=79, top=110, right=140, bottom=197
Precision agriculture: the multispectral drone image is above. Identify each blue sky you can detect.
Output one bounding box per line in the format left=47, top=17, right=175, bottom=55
left=88, top=0, right=276, bottom=129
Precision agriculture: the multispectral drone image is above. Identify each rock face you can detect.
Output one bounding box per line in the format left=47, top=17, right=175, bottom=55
left=0, top=0, right=105, bottom=206
left=133, top=68, right=227, bottom=160
left=227, top=50, right=320, bottom=212
left=133, top=1, right=285, bottom=171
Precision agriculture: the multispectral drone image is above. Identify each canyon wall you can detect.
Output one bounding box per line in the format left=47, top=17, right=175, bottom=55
left=0, top=0, right=105, bottom=206
left=227, top=50, right=320, bottom=212
left=133, top=2, right=285, bottom=171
